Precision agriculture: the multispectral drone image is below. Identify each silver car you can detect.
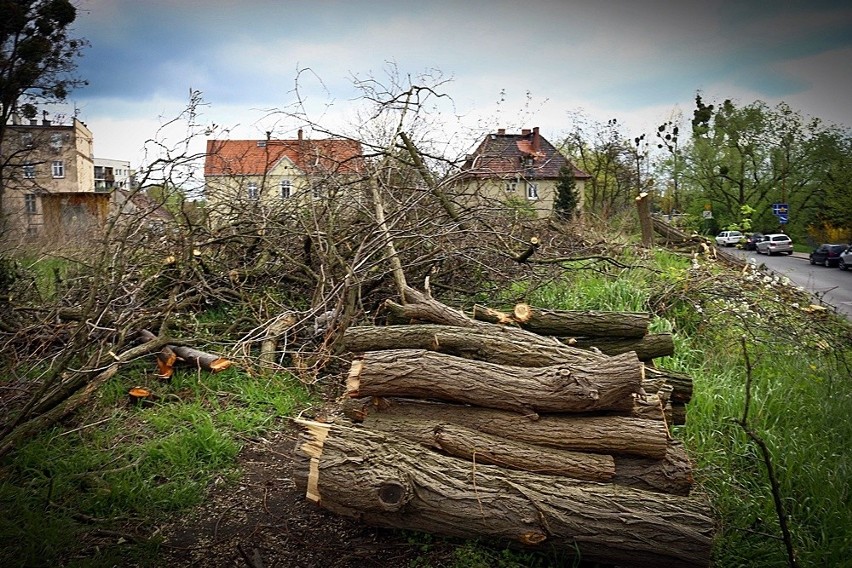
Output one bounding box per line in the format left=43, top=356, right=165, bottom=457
left=756, top=233, right=793, bottom=255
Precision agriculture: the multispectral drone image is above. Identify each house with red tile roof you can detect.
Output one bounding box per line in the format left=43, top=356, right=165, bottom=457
left=203, top=130, right=366, bottom=214
left=455, top=127, right=590, bottom=218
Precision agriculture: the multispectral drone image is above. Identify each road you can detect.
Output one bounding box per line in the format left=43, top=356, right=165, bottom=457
left=724, top=247, right=852, bottom=318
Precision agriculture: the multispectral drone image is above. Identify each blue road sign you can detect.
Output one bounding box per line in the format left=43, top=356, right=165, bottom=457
left=777, top=214, right=788, bottom=224
left=773, top=203, right=789, bottom=215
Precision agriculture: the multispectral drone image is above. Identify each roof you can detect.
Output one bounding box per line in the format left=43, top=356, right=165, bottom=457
left=204, top=134, right=365, bottom=177
left=459, top=127, right=590, bottom=181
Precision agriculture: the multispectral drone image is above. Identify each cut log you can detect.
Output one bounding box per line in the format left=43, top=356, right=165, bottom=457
left=431, top=422, right=615, bottom=481
left=613, top=441, right=694, bottom=496
left=341, top=397, right=669, bottom=459
left=343, top=324, right=693, bottom=404
left=566, top=333, right=674, bottom=361
left=344, top=324, right=603, bottom=367
left=636, top=191, right=654, bottom=247
left=347, top=349, right=643, bottom=416
left=139, top=330, right=232, bottom=373
left=293, top=420, right=713, bottom=568
left=156, top=346, right=177, bottom=379
left=513, top=303, right=650, bottom=338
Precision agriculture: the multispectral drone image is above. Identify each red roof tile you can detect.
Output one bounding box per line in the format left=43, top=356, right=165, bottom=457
left=204, top=136, right=365, bottom=177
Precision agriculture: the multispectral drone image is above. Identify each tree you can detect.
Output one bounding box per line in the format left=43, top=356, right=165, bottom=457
left=553, top=165, right=578, bottom=220
left=0, top=0, right=87, bottom=212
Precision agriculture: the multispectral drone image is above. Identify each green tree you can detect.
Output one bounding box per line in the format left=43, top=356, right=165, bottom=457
left=553, top=165, right=578, bottom=220
left=561, top=116, right=636, bottom=217
left=680, top=96, right=848, bottom=238
left=0, top=0, right=87, bottom=212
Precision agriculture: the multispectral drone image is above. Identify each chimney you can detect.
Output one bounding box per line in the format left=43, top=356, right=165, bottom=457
left=521, top=128, right=531, bottom=136
left=297, top=129, right=303, bottom=142
left=43, top=119, right=51, bottom=126
left=532, top=127, right=540, bottom=153
left=497, top=128, right=506, bottom=135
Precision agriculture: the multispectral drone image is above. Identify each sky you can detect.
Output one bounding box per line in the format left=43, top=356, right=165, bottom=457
left=55, top=0, right=852, bottom=172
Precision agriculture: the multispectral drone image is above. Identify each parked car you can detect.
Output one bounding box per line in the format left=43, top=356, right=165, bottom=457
left=715, top=230, right=743, bottom=247
left=838, top=246, right=852, bottom=271
left=809, top=244, right=847, bottom=267
left=743, top=232, right=764, bottom=251
left=756, top=233, right=793, bottom=255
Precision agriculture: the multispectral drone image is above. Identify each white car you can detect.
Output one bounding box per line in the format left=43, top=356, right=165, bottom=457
left=715, top=231, right=743, bottom=247
left=756, top=233, right=793, bottom=255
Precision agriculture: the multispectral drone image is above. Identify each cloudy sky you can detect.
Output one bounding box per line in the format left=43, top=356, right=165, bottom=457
left=61, top=0, right=852, bottom=168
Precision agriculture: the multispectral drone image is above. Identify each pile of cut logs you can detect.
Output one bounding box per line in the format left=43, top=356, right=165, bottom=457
left=293, top=286, right=714, bottom=568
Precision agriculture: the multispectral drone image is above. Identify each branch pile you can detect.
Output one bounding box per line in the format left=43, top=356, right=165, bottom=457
left=293, top=286, right=713, bottom=568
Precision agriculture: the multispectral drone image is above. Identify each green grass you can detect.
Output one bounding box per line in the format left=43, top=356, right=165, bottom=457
left=0, top=364, right=313, bottom=567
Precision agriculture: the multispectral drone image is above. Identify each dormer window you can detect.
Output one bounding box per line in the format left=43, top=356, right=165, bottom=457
left=280, top=179, right=291, bottom=198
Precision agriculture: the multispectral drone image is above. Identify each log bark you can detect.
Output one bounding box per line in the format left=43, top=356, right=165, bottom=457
left=636, top=191, right=654, bottom=248
left=347, top=349, right=643, bottom=416
left=566, top=333, right=674, bottom=361
left=341, top=397, right=669, bottom=459
left=513, top=303, right=650, bottom=338
left=341, top=398, right=691, bottom=494
left=431, top=422, right=615, bottom=481
left=293, top=420, right=713, bottom=568
left=139, top=330, right=232, bottom=373
left=343, top=324, right=693, bottom=404
left=613, top=441, right=694, bottom=496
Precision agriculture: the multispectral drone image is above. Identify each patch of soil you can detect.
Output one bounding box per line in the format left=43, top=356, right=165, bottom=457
left=155, top=426, right=456, bottom=568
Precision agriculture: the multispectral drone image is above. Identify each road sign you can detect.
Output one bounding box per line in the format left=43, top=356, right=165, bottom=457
left=772, top=203, right=789, bottom=215
left=777, top=214, right=788, bottom=224
left=702, top=210, right=713, bottom=219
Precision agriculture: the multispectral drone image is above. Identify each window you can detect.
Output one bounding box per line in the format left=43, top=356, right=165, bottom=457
left=23, top=164, right=35, bottom=178
left=50, top=133, right=63, bottom=151
left=21, top=132, right=33, bottom=148
left=247, top=182, right=259, bottom=200
left=52, top=160, right=65, bottom=178
left=24, top=194, right=37, bottom=214
left=280, top=179, right=291, bottom=198
left=527, top=183, right=539, bottom=200
left=505, top=181, right=517, bottom=192
left=312, top=185, right=321, bottom=200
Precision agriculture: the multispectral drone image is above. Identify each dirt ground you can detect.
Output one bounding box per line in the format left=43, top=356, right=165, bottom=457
left=155, top=426, right=457, bottom=568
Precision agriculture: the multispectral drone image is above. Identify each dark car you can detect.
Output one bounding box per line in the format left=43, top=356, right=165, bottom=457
left=743, top=232, right=764, bottom=251
left=809, top=244, right=847, bottom=267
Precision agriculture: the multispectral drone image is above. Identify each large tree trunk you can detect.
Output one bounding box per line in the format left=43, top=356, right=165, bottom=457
left=343, top=324, right=693, bottom=404
left=430, top=422, right=616, bottom=482
left=293, top=420, right=713, bottom=568
left=513, top=303, right=650, bottom=338
left=347, top=349, right=643, bottom=416
left=341, top=398, right=693, bottom=495
left=567, top=333, right=674, bottom=361
left=341, top=397, right=669, bottom=459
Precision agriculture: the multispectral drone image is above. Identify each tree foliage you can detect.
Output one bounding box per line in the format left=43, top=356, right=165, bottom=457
left=553, top=165, right=578, bottom=220
left=678, top=96, right=852, bottom=239
left=0, top=0, right=86, bottom=123
left=561, top=117, right=636, bottom=217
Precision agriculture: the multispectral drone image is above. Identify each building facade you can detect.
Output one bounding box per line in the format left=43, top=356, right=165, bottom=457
left=454, top=127, right=590, bottom=218
left=203, top=130, right=366, bottom=219
left=1, top=117, right=107, bottom=240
